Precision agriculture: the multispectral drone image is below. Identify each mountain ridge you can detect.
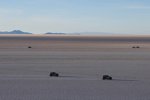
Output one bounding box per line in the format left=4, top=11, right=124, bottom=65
left=0, top=30, right=32, bottom=34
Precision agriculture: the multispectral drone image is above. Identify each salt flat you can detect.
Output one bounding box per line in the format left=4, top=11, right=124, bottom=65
left=0, top=35, right=150, bottom=100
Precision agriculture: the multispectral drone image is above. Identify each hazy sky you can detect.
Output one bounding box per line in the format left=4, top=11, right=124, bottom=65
left=0, top=0, right=150, bottom=34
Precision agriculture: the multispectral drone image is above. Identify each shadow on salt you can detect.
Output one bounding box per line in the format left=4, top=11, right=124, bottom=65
left=112, top=79, right=138, bottom=82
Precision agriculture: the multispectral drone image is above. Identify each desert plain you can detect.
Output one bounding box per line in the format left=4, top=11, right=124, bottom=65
left=0, top=35, right=150, bottom=100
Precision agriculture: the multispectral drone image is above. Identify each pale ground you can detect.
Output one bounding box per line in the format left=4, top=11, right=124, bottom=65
left=0, top=35, right=150, bottom=100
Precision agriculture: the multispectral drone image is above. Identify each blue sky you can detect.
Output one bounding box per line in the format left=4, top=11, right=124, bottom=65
left=0, top=0, right=150, bottom=34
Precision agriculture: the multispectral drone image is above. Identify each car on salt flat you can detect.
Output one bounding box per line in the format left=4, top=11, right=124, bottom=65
left=49, top=72, right=59, bottom=77
left=102, top=75, right=112, bottom=80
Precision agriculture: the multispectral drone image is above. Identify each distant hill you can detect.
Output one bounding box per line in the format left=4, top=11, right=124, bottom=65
left=76, top=32, right=116, bottom=35
left=0, top=30, right=32, bottom=34
left=45, top=32, right=66, bottom=35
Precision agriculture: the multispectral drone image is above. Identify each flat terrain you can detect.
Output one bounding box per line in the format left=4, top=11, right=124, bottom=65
left=0, top=35, right=150, bottom=100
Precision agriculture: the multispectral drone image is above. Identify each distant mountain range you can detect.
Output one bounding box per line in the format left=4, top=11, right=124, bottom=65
left=45, top=32, right=66, bottom=35
left=0, top=30, right=116, bottom=35
left=0, top=30, right=32, bottom=34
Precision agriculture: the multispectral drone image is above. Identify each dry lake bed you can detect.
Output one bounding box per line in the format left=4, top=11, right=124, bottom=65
left=0, top=35, right=150, bottom=100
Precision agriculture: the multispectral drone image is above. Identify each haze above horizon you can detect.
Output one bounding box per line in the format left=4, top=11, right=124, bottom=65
left=0, top=0, right=150, bottom=34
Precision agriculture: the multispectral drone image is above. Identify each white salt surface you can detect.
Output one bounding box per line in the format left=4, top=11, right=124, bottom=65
left=0, top=36, right=150, bottom=100
left=0, top=50, right=150, bottom=100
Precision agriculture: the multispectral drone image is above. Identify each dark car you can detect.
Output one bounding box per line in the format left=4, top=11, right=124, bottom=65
left=132, top=46, right=140, bottom=48
left=102, top=75, right=112, bottom=80
left=28, top=46, right=32, bottom=48
left=49, top=72, right=59, bottom=77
